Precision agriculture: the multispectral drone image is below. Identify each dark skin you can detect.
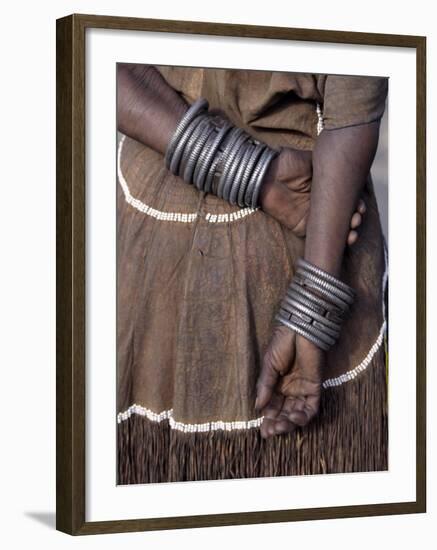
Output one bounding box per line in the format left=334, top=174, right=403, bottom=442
left=255, top=121, right=381, bottom=437
left=117, top=63, right=366, bottom=240
left=117, top=63, right=375, bottom=437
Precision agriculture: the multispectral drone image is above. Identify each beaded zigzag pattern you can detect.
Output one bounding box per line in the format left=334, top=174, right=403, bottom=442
left=117, top=103, right=324, bottom=223
left=117, top=103, right=389, bottom=431
left=117, top=251, right=388, bottom=431
left=118, top=135, right=258, bottom=223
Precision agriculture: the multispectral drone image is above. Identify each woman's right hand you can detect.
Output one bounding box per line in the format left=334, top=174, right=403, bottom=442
left=259, top=147, right=313, bottom=235
left=259, top=147, right=366, bottom=244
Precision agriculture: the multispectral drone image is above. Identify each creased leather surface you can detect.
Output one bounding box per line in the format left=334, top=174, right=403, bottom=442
left=117, top=67, right=387, bottom=425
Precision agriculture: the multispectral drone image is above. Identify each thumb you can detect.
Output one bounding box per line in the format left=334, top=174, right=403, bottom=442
left=255, top=325, right=296, bottom=411
left=255, top=358, right=280, bottom=412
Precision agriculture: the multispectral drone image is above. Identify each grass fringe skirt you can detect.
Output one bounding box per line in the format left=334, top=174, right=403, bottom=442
left=117, top=350, right=388, bottom=484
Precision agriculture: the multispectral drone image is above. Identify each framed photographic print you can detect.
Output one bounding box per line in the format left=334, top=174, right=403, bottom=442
left=56, top=13, right=426, bottom=535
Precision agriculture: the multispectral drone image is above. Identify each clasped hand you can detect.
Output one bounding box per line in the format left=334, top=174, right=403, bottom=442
left=256, top=147, right=366, bottom=438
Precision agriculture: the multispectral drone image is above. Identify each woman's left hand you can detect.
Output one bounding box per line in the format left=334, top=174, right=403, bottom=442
left=255, top=327, right=324, bottom=438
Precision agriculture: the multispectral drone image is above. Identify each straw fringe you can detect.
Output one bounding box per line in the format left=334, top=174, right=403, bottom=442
left=117, top=345, right=388, bottom=484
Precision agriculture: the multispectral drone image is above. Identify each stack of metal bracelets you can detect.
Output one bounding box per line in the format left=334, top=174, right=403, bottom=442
left=275, top=258, right=356, bottom=351
left=164, top=98, right=279, bottom=208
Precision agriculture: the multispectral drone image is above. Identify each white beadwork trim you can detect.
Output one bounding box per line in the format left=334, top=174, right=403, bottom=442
left=117, top=404, right=264, bottom=432
left=118, top=253, right=388, bottom=430
left=322, top=249, right=388, bottom=389
left=117, top=135, right=258, bottom=223
left=118, top=318, right=386, bottom=430
left=321, top=321, right=386, bottom=388
left=316, top=103, right=324, bottom=135
left=117, top=105, right=388, bottom=431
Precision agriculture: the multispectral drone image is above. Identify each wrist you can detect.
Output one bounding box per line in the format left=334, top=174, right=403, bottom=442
left=257, top=147, right=313, bottom=235
left=304, top=250, right=342, bottom=279
left=275, top=257, right=355, bottom=351
left=257, top=153, right=282, bottom=211
left=164, top=97, right=279, bottom=208
left=162, top=101, right=189, bottom=151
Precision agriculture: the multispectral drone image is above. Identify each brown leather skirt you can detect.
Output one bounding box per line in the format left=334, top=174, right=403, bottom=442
left=116, top=131, right=388, bottom=484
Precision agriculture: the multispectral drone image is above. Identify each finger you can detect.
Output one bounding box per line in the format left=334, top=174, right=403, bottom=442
left=260, top=393, right=284, bottom=438
left=347, top=230, right=358, bottom=246
left=357, top=199, right=367, bottom=215
left=304, top=394, right=321, bottom=421
left=255, top=374, right=278, bottom=412
left=272, top=416, right=297, bottom=435
left=260, top=417, right=276, bottom=439
left=262, top=392, right=285, bottom=419
left=256, top=327, right=296, bottom=410
left=255, top=361, right=281, bottom=411
left=281, top=396, right=317, bottom=427
left=350, top=212, right=362, bottom=229
left=280, top=396, right=301, bottom=415
left=287, top=410, right=309, bottom=427
left=281, top=397, right=312, bottom=426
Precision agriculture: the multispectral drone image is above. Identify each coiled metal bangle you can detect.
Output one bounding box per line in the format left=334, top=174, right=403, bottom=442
left=298, top=271, right=354, bottom=305
left=250, top=148, right=279, bottom=208
left=276, top=311, right=333, bottom=351
left=229, top=143, right=255, bottom=205
left=164, top=97, right=279, bottom=209
left=237, top=144, right=266, bottom=207
left=216, top=128, right=246, bottom=199
left=283, top=294, right=341, bottom=336
left=288, top=281, right=345, bottom=321
left=275, top=258, right=356, bottom=351
left=197, top=122, right=233, bottom=192
left=164, top=98, right=208, bottom=170
left=182, top=117, right=215, bottom=184
left=296, top=258, right=356, bottom=298
left=169, top=113, right=206, bottom=175
left=219, top=133, right=251, bottom=201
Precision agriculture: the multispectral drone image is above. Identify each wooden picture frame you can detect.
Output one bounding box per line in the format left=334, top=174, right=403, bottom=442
left=56, top=13, right=426, bottom=535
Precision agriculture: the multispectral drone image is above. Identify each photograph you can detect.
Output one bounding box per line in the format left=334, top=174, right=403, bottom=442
left=1, top=0, right=432, bottom=544
left=54, top=13, right=426, bottom=534
left=115, top=63, right=389, bottom=485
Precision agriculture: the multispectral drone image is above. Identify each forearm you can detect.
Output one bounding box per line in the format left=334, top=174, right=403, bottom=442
left=117, top=64, right=188, bottom=155
left=304, top=121, right=381, bottom=277
left=117, top=67, right=315, bottom=225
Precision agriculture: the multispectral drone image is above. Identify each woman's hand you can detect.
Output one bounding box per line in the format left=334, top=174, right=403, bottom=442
left=255, top=326, right=323, bottom=438
left=259, top=147, right=366, bottom=244
left=259, top=148, right=312, bottom=235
